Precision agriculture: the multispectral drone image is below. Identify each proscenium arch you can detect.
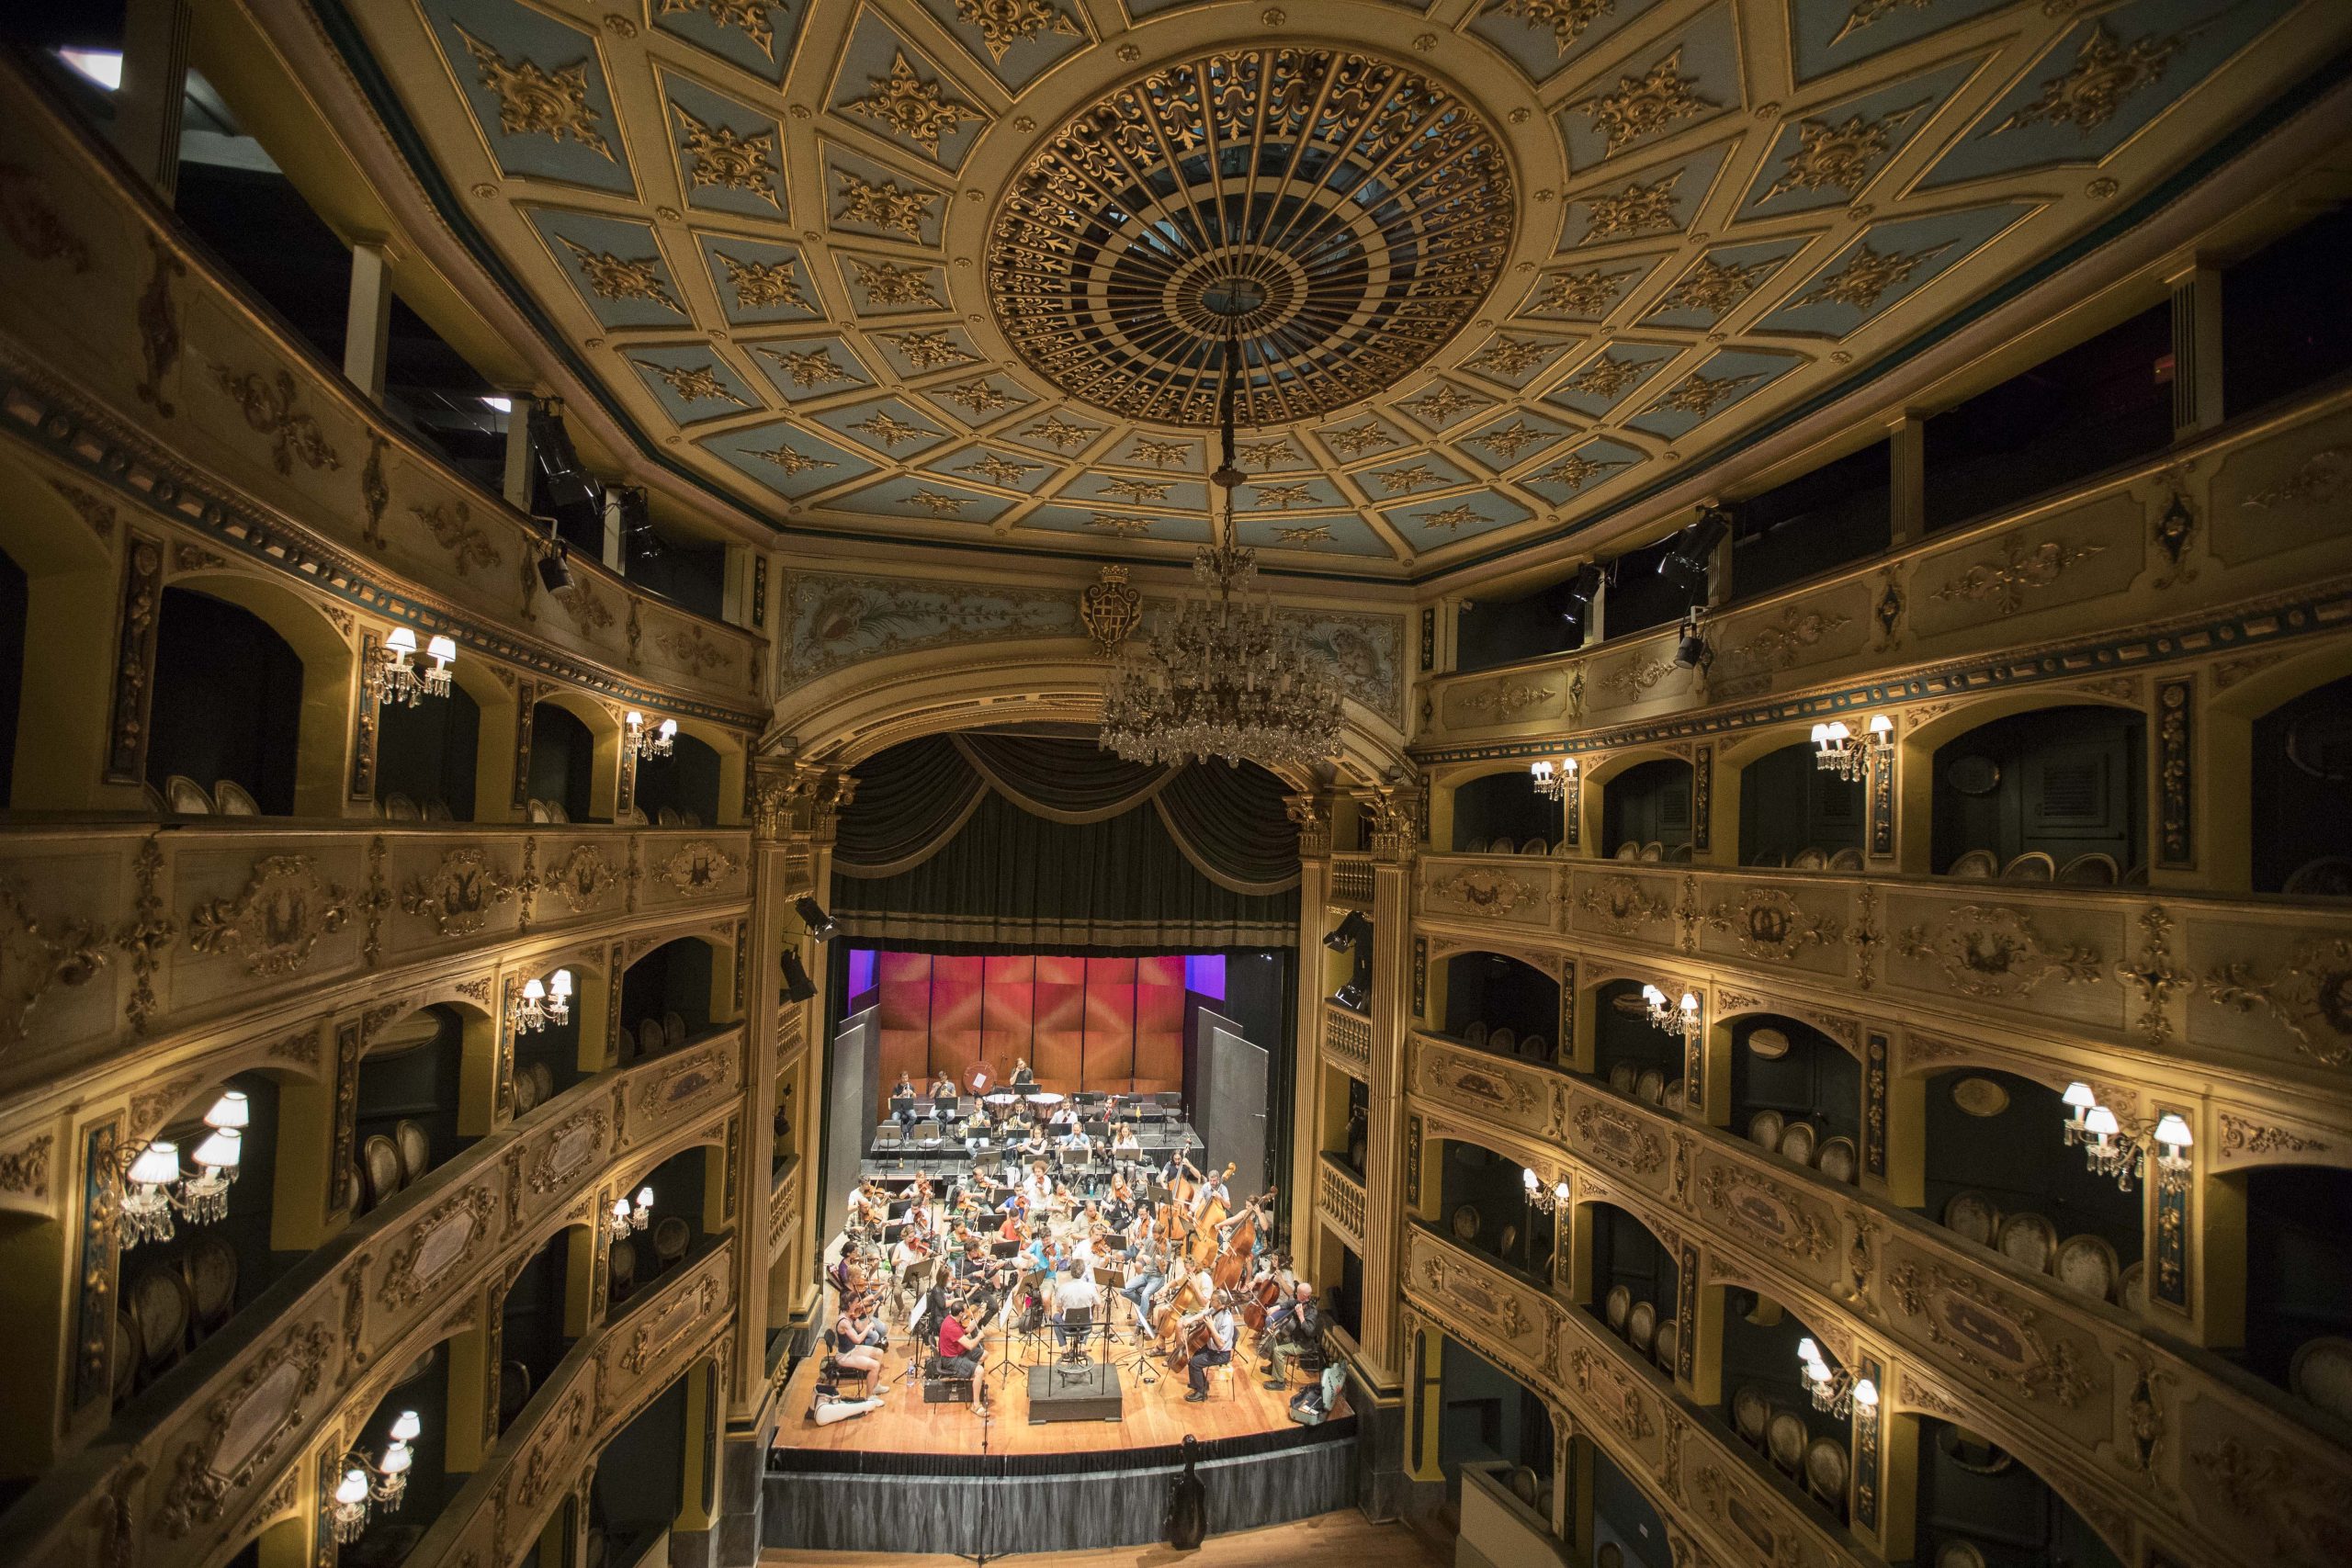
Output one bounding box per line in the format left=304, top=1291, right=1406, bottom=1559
left=157, top=566, right=359, bottom=817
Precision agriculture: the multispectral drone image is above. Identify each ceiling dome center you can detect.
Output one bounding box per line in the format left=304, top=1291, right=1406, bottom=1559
left=986, top=46, right=1517, bottom=429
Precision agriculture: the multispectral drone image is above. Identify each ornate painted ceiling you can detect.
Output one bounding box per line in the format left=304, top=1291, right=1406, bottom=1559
left=318, top=0, right=2339, bottom=580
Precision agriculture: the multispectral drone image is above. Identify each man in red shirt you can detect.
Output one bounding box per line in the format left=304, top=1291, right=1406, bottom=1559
left=937, top=1303, right=980, bottom=1379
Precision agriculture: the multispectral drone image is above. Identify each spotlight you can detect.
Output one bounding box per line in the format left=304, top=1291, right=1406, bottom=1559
left=532, top=404, right=601, bottom=512
left=1559, top=561, right=1605, bottom=628
left=794, top=895, right=837, bottom=940
left=1333, top=978, right=1369, bottom=1010
left=780, top=950, right=818, bottom=1003
left=1673, top=611, right=1712, bottom=671
left=537, top=544, right=573, bottom=595
left=1658, top=508, right=1731, bottom=598
left=1322, top=911, right=1371, bottom=952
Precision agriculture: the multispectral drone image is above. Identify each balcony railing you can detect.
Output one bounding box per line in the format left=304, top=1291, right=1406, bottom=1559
left=1401, top=1032, right=2352, bottom=1568
left=1329, top=854, right=1374, bottom=908
left=1317, top=1153, right=1367, bottom=1251
left=1415, top=378, right=2352, bottom=757
left=1323, top=1002, right=1371, bottom=1080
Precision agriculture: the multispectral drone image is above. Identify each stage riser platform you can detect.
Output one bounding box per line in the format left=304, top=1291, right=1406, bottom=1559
left=763, top=1426, right=1356, bottom=1555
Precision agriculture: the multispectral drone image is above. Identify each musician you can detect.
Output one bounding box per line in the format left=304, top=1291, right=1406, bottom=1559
left=1119, top=1241, right=1169, bottom=1330
left=1020, top=1159, right=1054, bottom=1210
left=1159, top=1150, right=1197, bottom=1190
left=936, top=1298, right=981, bottom=1379
left=1192, top=1165, right=1230, bottom=1218
left=1011, top=1057, right=1036, bottom=1087
left=1054, top=1263, right=1101, bottom=1350
left=842, top=1297, right=888, bottom=1353
left=1019, top=1124, right=1050, bottom=1162
left=963, top=1103, right=995, bottom=1154
left=1047, top=1102, right=1079, bottom=1131
left=889, top=1226, right=931, bottom=1281
left=1058, top=1122, right=1093, bottom=1156
left=1182, top=1298, right=1238, bottom=1403
left=1111, top=1121, right=1141, bottom=1156
left=1261, top=1283, right=1321, bottom=1390
left=890, top=1072, right=918, bottom=1132
left=928, top=1070, right=956, bottom=1100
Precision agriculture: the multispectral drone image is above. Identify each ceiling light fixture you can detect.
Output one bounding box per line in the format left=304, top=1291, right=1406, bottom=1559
left=1099, top=337, right=1345, bottom=772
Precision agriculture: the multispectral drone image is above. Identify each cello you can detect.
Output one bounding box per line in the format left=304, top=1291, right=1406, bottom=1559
left=1166, top=1294, right=1229, bottom=1373
left=1239, top=1253, right=1289, bottom=1333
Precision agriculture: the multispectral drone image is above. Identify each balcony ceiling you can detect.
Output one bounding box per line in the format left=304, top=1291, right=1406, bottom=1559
left=318, top=0, right=2335, bottom=579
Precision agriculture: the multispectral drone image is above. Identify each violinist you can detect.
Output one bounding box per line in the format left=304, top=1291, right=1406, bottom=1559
left=890, top=1224, right=932, bottom=1280
left=1181, top=1296, right=1237, bottom=1403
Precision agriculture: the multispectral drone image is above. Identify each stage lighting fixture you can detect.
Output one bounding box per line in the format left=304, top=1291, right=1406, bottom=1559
left=1674, top=612, right=1713, bottom=671
left=531, top=405, right=602, bottom=513
left=1658, top=509, right=1731, bottom=598
left=1322, top=911, right=1370, bottom=952
left=794, top=895, right=838, bottom=940
left=1333, top=978, right=1369, bottom=1010
left=1558, top=562, right=1606, bottom=627
left=616, top=486, right=660, bottom=558
left=780, top=950, right=818, bottom=1003
left=537, top=544, right=573, bottom=595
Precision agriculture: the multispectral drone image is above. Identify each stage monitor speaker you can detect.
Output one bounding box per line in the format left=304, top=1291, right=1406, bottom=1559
left=1026, top=1363, right=1123, bottom=1422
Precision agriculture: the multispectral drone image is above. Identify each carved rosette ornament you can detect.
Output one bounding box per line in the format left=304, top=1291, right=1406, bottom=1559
left=1895, top=904, right=2103, bottom=999
left=1429, top=865, right=1544, bottom=919
left=1703, top=886, right=1844, bottom=962
left=187, top=856, right=354, bottom=976
left=1078, top=564, right=1141, bottom=658
left=400, top=849, right=518, bottom=937
left=2201, top=935, right=2352, bottom=1068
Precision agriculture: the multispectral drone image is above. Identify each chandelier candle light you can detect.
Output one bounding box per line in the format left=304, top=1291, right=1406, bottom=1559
left=366, top=627, right=457, bottom=709
left=626, top=710, right=677, bottom=761
left=510, top=969, right=572, bottom=1034
left=1811, top=714, right=1893, bottom=783
left=1099, top=337, right=1344, bottom=772
left=1798, top=1337, right=1877, bottom=1419
left=611, top=1185, right=654, bottom=1240
left=1521, top=1165, right=1572, bottom=1213
left=1530, top=756, right=1577, bottom=802
left=120, top=1089, right=249, bottom=1248
left=1641, top=982, right=1703, bottom=1043
left=2062, top=1081, right=2194, bottom=1193
left=333, top=1410, right=423, bottom=1543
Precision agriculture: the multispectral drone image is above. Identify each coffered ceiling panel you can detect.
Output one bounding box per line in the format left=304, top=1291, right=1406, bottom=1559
left=326, top=0, right=2344, bottom=580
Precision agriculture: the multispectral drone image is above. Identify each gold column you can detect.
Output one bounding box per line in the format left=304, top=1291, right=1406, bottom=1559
left=1356, top=784, right=1417, bottom=1385
left=1285, top=792, right=1331, bottom=1250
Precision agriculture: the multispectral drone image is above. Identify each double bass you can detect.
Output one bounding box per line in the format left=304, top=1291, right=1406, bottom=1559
left=1207, top=1186, right=1275, bottom=1291
left=1188, top=1163, right=1240, bottom=1268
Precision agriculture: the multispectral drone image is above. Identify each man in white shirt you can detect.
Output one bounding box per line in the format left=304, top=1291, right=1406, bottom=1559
left=1058, top=1124, right=1092, bottom=1157
left=1184, top=1301, right=1236, bottom=1402
left=1053, top=1264, right=1101, bottom=1352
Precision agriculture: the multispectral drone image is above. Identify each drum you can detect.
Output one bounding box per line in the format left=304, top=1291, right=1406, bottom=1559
left=1027, top=1092, right=1064, bottom=1107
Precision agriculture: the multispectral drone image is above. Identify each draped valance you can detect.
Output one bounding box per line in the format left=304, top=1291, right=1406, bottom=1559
left=830, top=734, right=1302, bottom=951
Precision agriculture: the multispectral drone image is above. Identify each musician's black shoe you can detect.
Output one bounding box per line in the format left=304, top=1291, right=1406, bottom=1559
left=1262, top=1380, right=1287, bottom=1392
left=1184, top=1391, right=1207, bottom=1403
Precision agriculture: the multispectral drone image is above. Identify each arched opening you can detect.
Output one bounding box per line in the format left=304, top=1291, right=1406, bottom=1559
left=527, top=698, right=600, bottom=824
left=2233, top=1162, right=2352, bottom=1432
left=146, top=585, right=306, bottom=815
left=1426, top=1328, right=1557, bottom=1526
left=1928, top=704, right=2144, bottom=880
left=1711, top=1282, right=1850, bottom=1524
left=2249, top=672, right=2352, bottom=894
left=497, top=1222, right=593, bottom=1438
left=619, top=937, right=720, bottom=1063
left=1592, top=979, right=1683, bottom=1104
left=1725, top=1014, right=1860, bottom=1184
left=1907, top=1416, right=2124, bottom=1568
left=1436, top=1136, right=1554, bottom=1282
left=1600, top=758, right=1694, bottom=862
left=1580, top=1436, right=1670, bottom=1567
left=590, top=1359, right=715, bottom=1565
left=334, top=1340, right=458, bottom=1568
left=1736, top=739, right=1864, bottom=869
left=1918, top=1068, right=2141, bottom=1303
left=1440, top=952, right=1560, bottom=1066
left=354, top=1007, right=481, bottom=1211
left=117, top=1071, right=288, bottom=1405
left=636, top=729, right=722, bottom=828
left=512, top=960, right=596, bottom=1116
left=375, top=677, right=481, bottom=822
left=1449, top=768, right=1563, bottom=854
left=612, top=1144, right=715, bottom=1307
left=1578, top=1201, right=1677, bottom=1360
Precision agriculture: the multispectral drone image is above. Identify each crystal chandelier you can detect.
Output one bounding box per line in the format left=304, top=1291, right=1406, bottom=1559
left=509, top=968, right=571, bottom=1034
left=366, top=627, right=456, bottom=709
left=1798, top=1338, right=1876, bottom=1419
left=626, top=710, right=677, bottom=761
left=333, top=1411, right=423, bottom=1543
left=1641, top=982, right=1702, bottom=1043
left=1811, top=714, right=1892, bottom=782
left=1099, top=338, right=1344, bottom=772
left=1521, top=1165, right=1572, bottom=1213
left=121, top=1090, right=249, bottom=1248
left=610, top=1185, right=654, bottom=1239
left=2062, top=1081, right=2193, bottom=1194
left=1530, top=756, right=1577, bottom=802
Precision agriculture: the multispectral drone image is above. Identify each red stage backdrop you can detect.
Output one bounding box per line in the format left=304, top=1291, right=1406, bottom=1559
left=870, top=951, right=1189, bottom=1107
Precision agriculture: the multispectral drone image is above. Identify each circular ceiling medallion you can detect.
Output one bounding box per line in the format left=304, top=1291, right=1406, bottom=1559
left=987, top=47, right=1516, bottom=428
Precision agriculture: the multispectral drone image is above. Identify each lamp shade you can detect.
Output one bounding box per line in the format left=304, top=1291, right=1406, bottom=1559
left=380, top=1441, right=413, bottom=1476
left=387, top=626, right=418, bottom=656
left=550, top=968, right=573, bottom=998
left=426, top=634, right=457, bottom=665
left=336, top=1471, right=371, bottom=1506
left=2085, top=1105, right=2120, bottom=1138
left=2062, top=1080, right=2098, bottom=1110
left=1796, top=1337, right=1819, bottom=1364
left=204, top=1089, right=251, bottom=1130
left=626, top=710, right=645, bottom=730
left=191, top=1128, right=243, bottom=1170
left=523, top=976, right=546, bottom=1001
left=1640, top=983, right=1665, bottom=1005
left=1521, top=1167, right=1540, bottom=1191
left=1853, top=1379, right=1879, bottom=1408
left=390, top=1409, right=423, bottom=1442
left=129, top=1141, right=181, bottom=1187
left=2154, top=1112, right=2194, bottom=1148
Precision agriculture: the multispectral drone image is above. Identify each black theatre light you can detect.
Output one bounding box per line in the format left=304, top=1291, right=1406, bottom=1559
left=532, top=405, right=602, bottom=513
left=1333, top=978, right=1370, bottom=1010
left=537, top=543, right=573, bottom=595
left=1658, top=509, right=1732, bottom=598
left=1558, top=561, right=1606, bottom=628
left=1673, top=612, right=1713, bottom=671
left=780, top=950, right=818, bottom=1003
left=1322, top=910, right=1371, bottom=952
left=794, top=895, right=838, bottom=941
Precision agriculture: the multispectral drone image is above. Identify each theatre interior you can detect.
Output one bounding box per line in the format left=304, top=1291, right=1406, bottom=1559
left=1, top=1, right=2351, bottom=1566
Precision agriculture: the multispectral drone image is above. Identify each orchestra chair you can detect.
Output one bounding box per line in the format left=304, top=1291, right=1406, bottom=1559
left=820, top=1333, right=874, bottom=1398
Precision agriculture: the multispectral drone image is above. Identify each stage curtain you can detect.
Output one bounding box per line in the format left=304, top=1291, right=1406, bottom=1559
left=830, top=734, right=987, bottom=877
left=951, top=733, right=1172, bottom=822
left=832, top=787, right=1298, bottom=951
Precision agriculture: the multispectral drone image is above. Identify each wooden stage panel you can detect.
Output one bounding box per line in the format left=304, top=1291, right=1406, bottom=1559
left=777, top=1330, right=1344, bottom=1456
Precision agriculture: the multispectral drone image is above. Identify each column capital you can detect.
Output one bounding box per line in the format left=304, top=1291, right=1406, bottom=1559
left=1362, top=778, right=1421, bottom=864
left=751, top=757, right=856, bottom=844
left=1283, top=791, right=1333, bottom=860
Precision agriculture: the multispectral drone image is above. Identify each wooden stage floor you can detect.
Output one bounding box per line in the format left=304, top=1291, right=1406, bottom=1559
left=776, top=1323, right=1345, bottom=1455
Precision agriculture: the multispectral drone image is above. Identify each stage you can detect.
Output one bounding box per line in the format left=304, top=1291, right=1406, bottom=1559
left=765, top=1328, right=1356, bottom=1554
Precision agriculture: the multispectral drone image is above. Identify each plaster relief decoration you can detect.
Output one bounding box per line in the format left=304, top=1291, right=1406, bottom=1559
left=187, top=855, right=354, bottom=976
left=1726, top=604, right=1853, bottom=673
left=210, top=364, right=342, bottom=477
left=640, top=1044, right=729, bottom=1117
left=653, top=840, right=745, bottom=895
left=1566, top=1345, right=1657, bottom=1445
left=1573, top=1101, right=1667, bottom=1178
left=1700, top=1164, right=1835, bottom=1264
left=156, top=1321, right=332, bottom=1536
left=1427, top=864, right=1546, bottom=919
left=2201, top=934, right=2352, bottom=1068
left=786, top=572, right=1080, bottom=689
left=0, top=883, right=109, bottom=1043
left=1885, top=1260, right=2094, bottom=1408
left=400, top=848, right=518, bottom=936
left=525, top=1109, right=610, bottom=1195
left=1703, top=886, right=1845, bottom=963
left=2193, top=1436, right=2352, bottom=1567
left=2215, top=1112, right=2329, bottom=1163
left=1453, top=679, right=1557, bottom=725
left=1577, top=873, right=1675, bottom=937
left=1693, top=1464, right=1789, bottom=1566
left=1426, top=1048, right=1540, bottom=1117
left=622, top=1273, right=722, bottom=1373
left=1895, top=904, right=2103, bottom=1000
left=379, top=1186, right=497, bottom=1312
left=542, top=843, right=621, bottom=912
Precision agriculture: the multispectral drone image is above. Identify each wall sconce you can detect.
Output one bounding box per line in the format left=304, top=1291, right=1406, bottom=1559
left=1799, top=1338, right=1876, bottom=1419
left=510, top=969, right=572, bottom=1034
left=332, top=1411, right=422, bottom=1542
left=2061, top=1082, right=2193, bottom=1194
left=365, top=627, right=456, bottom=709
left=611, top=1186, right=654, bottom=1240
left=1530, top=756, right=1577, bottom=803
left=1521, top=1166, right=1572, bottom=1213
left=626, top=710, right=677, bottom=761
left=1811, top=715, right=1892, bottom=783
left=120, top=1091, right=248, bottom=1248
left=1640, top=983, right=1702, bottom=1043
